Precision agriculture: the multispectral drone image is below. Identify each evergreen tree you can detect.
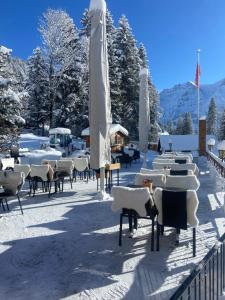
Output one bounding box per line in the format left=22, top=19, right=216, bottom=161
left=219, top=110, right=225, bottom=140
left=166, top=120, right=174, bottom=134
left=0, top=46, right=24, bottom=149
left=139, top=43, right=148, bottom=68
left=149, top=78, right=160, bottom=142
left=26, top=48, right=49, bottom=133
left=183, top=112, right=193, bottom=134
left=176, top=116, right=184, bottom=134
left=39, top=9, right=80, bottom=127
left=106, top=11, right=122, bottom=123
left=207, top=97, right=217, bottom=135
left=114, top=15, right=140, bottom=138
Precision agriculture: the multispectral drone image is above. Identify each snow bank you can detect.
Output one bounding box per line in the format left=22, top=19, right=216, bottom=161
left=19, top=134, right=49, bottom=150
left=160, top=134, right=215, bottom=151
left=20, top=149, right=62, bottom=165
left=89, top=0, right=106, bottom=12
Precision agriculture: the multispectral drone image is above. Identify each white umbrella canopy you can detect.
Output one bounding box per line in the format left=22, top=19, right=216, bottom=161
left=139, top=68, right=150, bottom=166
left=89, top=0, right=111, bottom=197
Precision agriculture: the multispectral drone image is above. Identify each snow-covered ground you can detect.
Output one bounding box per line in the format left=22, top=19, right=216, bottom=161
left=0, top=153, right=225, bottom=299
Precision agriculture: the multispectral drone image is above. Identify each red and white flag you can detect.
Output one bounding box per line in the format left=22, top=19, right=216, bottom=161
left=195, top=63, right=201, bottom=88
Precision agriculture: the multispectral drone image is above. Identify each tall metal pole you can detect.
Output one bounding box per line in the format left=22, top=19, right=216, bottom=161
left=197, top=49, right=201, bottom=134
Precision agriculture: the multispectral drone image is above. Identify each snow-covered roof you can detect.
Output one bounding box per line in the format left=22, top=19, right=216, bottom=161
left=160, top=134, right=215, bottom=151
left=0, top=46, right=12, bottom=55
left=89, top=0, right=106, bottom=12
left=81, top=124, right=129, bottom=137
left=49, top=128, right=71, bottom=135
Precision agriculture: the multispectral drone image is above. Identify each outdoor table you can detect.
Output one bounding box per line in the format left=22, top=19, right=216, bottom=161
left=105, top=163, right=120, bottom=191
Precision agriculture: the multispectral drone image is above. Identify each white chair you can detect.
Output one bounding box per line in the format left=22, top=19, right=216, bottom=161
left=56, top=160, right=74, bottom=189
left=0, top=171, right=25, bottom=214
left=14, top=164, right=31, bottom=179
left=30, top=164, right=54, bottom=197
left=153, top=158, right=175, bottom=164
left=134, top=173, right=166, bottom=188
left=153, top=162, right=198, bottom=175
left=154, top=187, right=199, bottom=256
left=165, top=175, right=200, bottom=191
left=0, top=158, right=14, bottom=170
left=73, top=157, right=89, bottom=182
left=111, top=186, right=156, bottom=249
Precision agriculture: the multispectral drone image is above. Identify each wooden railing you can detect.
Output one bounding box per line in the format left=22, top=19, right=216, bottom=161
left=206, top=150, right=225, bottom=177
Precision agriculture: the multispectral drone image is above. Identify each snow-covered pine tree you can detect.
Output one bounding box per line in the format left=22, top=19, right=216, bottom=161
left=207, top=97, right=217, bottom=135
left=149, top=79, right=160, bottom=142
left=39, top=9, right=79, bottom=128
left=26, top=47, right=49, bottom=134
left=183, top=112, right=193, bottom=134
left=176, top=116, right=184, bottom=134
left=114, top=15, right=140, bottom=138
left=80, top=8, right=91, bottom=37
left=0, top=46, right=24, bottom=149
left=139, top=43, right=148, bottom=68
left=219, top=109, right=225, bottom=140
left=106, top=10, right=122, bottom=123
left=166, top=120, right=174, bottom=134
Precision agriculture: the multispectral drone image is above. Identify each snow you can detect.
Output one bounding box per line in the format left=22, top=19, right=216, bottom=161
left=20, top=149, right=62, bottom=165
left=160, top=78, right=225, bottom=126
left=89, top=0, right=106, bottom=12
left=82, top=124, right=129, bottom=137
left=160, top=134, right=215, bottom=151
left=0, top=154, right=224, bottom=299
left=207, top=138, right=216, bottom=146
left=49, top=128, right=71, bottom=135
left=0, top=45, right=12, bottom=55
left=217, top=140, right=225, bottom=150
left=19, top=134, right=49, bottom=150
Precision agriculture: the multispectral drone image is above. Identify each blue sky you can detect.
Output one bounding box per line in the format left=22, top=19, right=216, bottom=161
left=0, top=0, right=225, bottom=91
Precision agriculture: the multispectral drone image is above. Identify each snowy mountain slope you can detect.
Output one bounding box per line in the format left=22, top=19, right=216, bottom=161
left=160, top=79, right=225, bottom=125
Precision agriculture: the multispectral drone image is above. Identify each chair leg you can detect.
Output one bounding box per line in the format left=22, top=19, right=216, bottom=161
left=128, top=214, right=133, bottom=235
left=48, top=181, right=52, bottom=198
left=193, top=227, right=196, bottom=257
left=151, top=219, right=155, bottom=252
left=134, top=216, right=138, bottom=230
left=176, top=228, right=180, bottom=246
left=17, top=195, right=23, bottom=215
left=5, top=199, right=9, bottom=211
left=70, top=177, right=73, bottom=189
left=156, top=222, right=160, bottom=251
left=119, top=213, right=123, bottom=246
left=1, top=200, right=5, bottom=211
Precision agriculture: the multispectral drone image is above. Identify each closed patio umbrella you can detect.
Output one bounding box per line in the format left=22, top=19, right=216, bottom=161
left=139, top=68, right=150, bottom=167
left=89, top=0, right=111, bottom=198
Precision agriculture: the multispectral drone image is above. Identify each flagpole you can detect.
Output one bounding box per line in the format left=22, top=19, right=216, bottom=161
left=197, top=49, right=201, bottom=134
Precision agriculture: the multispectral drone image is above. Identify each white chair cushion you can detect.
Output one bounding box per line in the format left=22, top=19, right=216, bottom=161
left=73, top=158, right=89, bottom=172
left=0, top=171, right=24, bottom=195
left=14, top=164, right=31, bottom=178
left=165, top=175, right=200, bottom=191
left=30, top=165, right=51, bottom=181
left=0, top=158, right=14, bottom=170
left=111, top=186, right=151, bottom=217
left=154, top=187, right=199, bottom=227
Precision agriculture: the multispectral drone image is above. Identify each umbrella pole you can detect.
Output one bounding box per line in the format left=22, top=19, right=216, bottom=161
left=100, top=167, right=105, bottom=199
left=142, top=152, right=147, bottom=168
